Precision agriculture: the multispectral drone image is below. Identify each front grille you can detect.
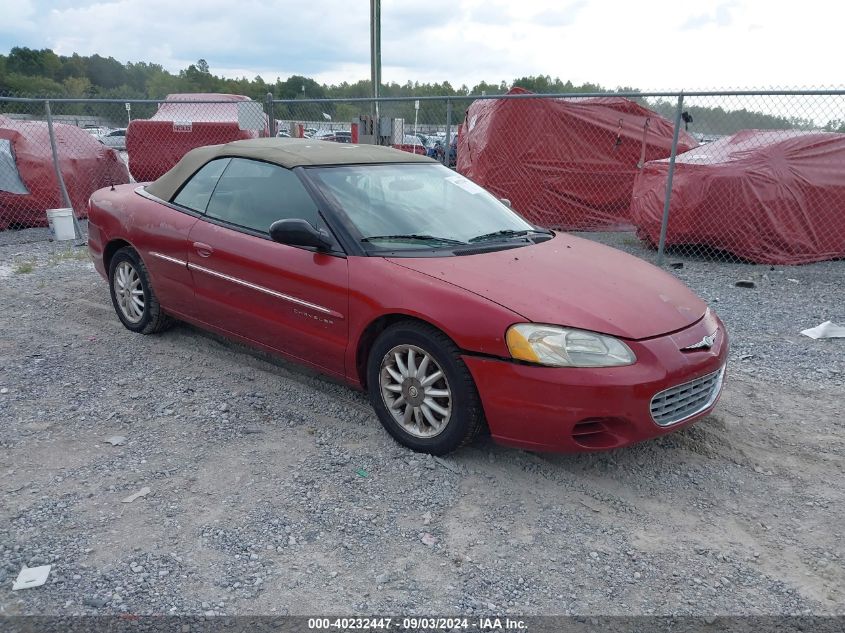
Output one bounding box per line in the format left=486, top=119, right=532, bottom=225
left=650, top=366, right=725, bottom=427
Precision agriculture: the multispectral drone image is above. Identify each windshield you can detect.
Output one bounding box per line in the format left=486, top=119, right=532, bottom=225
left=306, top=163, right=537, bottom=252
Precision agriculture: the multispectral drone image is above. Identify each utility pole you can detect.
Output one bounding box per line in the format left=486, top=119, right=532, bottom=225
left=370, top=0, right=381, bottom=118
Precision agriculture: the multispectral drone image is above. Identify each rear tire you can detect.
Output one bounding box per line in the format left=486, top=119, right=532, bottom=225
left=367, top=321, right=485, bottom=455
left=108, top=247, right=173, bottom=334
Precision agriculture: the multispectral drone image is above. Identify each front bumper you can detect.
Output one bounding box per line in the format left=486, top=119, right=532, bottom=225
left=463, top=313, right=728, bottom=452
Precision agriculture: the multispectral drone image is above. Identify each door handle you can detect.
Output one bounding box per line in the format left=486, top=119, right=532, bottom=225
left=192, top=242, right=213, bottom=258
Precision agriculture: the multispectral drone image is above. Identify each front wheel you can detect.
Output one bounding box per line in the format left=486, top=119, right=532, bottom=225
left=367, top=321, right=485, bottom=455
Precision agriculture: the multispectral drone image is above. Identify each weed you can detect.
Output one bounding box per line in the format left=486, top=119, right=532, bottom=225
left=48, top=248, right=90, bottom=266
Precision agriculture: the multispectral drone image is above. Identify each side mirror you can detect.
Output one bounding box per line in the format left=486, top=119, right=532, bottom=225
left=269, top=219, right=333, bottom=251
left=500, top=198, right=512, bottom=208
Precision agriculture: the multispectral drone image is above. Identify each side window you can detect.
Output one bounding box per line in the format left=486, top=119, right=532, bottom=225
left=205, top=158, right=320, bottom=234
left=172, top=158, right=231, bottom=213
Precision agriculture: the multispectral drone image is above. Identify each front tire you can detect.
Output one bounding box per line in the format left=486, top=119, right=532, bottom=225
left=367, top=321, right=485, bottom=455
left=108, top=247, right=173, bottom=334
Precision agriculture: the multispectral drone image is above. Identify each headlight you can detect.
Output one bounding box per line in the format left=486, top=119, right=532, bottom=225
left=506, top=324, right=636, bottom=367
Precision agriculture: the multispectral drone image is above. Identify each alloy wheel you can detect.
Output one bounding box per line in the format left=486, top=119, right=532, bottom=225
left=379, top=344, right=452, bottom=438
left=113, top=260, right=145, bottom=323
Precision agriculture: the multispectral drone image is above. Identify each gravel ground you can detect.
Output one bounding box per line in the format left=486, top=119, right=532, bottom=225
left=0, top=230, right=843, bottom=617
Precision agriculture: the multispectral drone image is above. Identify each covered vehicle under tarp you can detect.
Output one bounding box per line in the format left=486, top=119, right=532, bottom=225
left=0, top=116, right=130, bottom=229
left=126, top=93, right=265, bottom=182
left=456, top=88, right=698, bottom=230
left=631, top=130, right=845, bottom=264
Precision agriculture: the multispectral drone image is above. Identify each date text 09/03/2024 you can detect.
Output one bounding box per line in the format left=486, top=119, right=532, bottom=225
left=307, top=617, right=528, bottom=630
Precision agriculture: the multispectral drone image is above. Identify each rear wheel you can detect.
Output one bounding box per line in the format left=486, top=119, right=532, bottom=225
left=108, top=247, right=173, bottom=334
left=367, top=321, right=485, bottom=454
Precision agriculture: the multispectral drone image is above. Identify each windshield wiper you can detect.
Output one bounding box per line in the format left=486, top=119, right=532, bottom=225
left=361, top=234, right=467, bottom=245
left=468, top=228, right=553, bottom=243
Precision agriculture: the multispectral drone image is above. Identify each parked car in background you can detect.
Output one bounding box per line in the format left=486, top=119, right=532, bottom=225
left=125, top=93, right=263, bottom=181
left=98, top=128, right=127, bottom=151
left=83, top=125, right=110, bottom=137
left=631, top=129, right=845, bottom=264
left=88, top=138, right=727, bottom=456
left=457, top=88, right=697, bottom=229
left=425, top=134, right=456, bottom=165
left=426, top=136, right=445, bottom=160
left=320, top=131, right=353, bottom=143
left=393, top=134, right=427, bottom=155
left=1, top=116, right=129, bottom=229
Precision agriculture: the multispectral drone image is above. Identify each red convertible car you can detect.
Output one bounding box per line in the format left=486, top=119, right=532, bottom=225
left=88, top=139, right=727, bottom=455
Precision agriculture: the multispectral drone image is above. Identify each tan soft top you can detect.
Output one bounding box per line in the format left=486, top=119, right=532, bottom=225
left=145, top=138, right=435, bottom=200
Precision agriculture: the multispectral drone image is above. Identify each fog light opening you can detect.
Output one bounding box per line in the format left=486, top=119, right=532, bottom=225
left=571, top=417, right=629, bottom=450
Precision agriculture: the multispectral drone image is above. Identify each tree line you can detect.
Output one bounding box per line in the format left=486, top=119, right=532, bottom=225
left=0, top=47, right=617, bottom=100
left=0, top=46, right=836, bottom=134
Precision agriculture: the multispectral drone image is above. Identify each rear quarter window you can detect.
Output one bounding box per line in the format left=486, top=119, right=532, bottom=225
left=172, top=158, right=231, bottom=213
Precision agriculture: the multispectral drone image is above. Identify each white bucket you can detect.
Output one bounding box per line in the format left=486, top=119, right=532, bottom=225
left=46, top=208, right=76, bottom=241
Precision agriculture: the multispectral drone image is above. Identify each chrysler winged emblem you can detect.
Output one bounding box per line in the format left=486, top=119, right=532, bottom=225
left=682, top=331, right=717, bottom=351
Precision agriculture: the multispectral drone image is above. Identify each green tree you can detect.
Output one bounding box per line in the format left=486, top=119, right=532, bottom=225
left=1, top=72, right=64, bottom=96
left=824, top=119, right=845, bottom=132
left=58, top=53, right=86, bottom=81
left=62, top=76, right=92, bottom=98
left=7, top=47, right=61, bottom=79
left=181, top=58, right=218, bottom=92
left=85, top=54, right=126, bottom=90
left=0, top=45, right=834, bottom=134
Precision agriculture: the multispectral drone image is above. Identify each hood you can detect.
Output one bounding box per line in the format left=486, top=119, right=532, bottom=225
left=388, top=234, right=706, bottom=340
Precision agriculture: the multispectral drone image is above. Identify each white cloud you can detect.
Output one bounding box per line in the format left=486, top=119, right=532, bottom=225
left=2, top=0, right=843, bottom=92
left=682, top=0, right=741, bottom=30
left=0, top=0, right=38, bottom=36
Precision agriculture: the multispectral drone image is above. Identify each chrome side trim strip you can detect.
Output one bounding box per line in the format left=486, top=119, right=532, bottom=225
left=188, top=262, right=343, bottom=319
left=149, top=251, right=187, bottom=266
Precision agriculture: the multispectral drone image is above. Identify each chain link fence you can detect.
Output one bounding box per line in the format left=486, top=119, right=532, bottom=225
left=0, top=95, right=267, bottom=242
left=633, top=92, right=845, bottom=265
left=3, top=90, right=845, bottom=268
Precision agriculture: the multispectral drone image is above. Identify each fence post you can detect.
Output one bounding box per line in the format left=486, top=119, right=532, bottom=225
left=45, top=100, right=84, bottom=241
left=656, top=92, right=684, bottom=266
left=265, top=92, right=276, bottom=138
left=444, top=99, right=452, bottom=167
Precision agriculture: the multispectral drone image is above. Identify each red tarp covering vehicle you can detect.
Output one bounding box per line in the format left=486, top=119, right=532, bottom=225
left=0, top=116, right=130, bottom=229
left=631, top=130, right=845, bottom=264
left=126, top=93, right=264, bottom=182
left=456, top=88, right=698, bottom=230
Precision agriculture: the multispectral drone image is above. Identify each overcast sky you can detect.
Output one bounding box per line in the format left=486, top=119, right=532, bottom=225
left=1, top=0, right=841, bottom=91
